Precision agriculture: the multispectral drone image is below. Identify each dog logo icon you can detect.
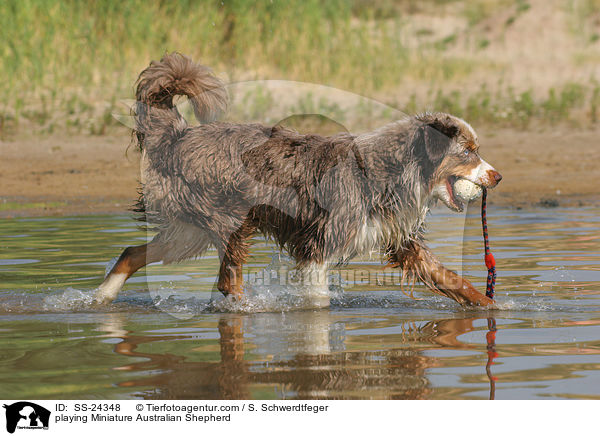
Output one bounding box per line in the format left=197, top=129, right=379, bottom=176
left=3, top=402, right=50, bottom=434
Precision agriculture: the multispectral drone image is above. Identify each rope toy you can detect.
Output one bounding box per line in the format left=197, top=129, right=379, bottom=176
left=481, top=188, right=496, bottom=299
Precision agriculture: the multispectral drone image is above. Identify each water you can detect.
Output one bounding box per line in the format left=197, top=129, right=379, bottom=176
left=1, top=206, right=599, bottom=399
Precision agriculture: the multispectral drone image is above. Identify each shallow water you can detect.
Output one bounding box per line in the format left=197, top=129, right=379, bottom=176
left=1, top=205, right=599, bottom=399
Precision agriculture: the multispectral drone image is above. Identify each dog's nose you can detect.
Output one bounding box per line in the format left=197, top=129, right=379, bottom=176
left=487, top=170, right=502, bottom=187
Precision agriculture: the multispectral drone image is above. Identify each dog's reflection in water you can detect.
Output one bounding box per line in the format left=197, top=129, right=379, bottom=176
left=99, top=312, right=498, bottom=400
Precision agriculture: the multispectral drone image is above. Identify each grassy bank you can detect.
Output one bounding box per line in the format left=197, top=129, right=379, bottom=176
left=1, top=0, right=600, bottom=136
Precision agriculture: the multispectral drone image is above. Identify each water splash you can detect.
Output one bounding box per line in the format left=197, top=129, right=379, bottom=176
left=42, top=287, right=98, bottom=311
left=0, top=286, right=582, bottom=316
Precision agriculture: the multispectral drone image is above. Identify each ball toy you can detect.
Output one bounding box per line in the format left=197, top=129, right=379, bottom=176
left=453, top=178, right=483, bottom=202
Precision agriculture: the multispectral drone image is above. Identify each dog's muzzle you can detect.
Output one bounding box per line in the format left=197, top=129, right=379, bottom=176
left=466, top=159, right=502, bottom=189
left=486, top=169, right=502, bottom=188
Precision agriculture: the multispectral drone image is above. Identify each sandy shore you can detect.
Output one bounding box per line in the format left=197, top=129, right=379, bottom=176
left=1, top=126, right=598, bottom=217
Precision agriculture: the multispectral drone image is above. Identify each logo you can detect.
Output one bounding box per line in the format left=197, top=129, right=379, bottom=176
left=3, top=402, right=50, bottom=434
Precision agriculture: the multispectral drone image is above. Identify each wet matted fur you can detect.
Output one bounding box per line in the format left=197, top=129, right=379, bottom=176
left=96, top=52, right=502, bottom=306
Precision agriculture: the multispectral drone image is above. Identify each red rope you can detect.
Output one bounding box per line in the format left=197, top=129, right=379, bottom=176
left=481, top=188, right=496, bottom=299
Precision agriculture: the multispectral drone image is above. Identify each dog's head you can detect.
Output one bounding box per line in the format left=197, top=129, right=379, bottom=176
left=411, top=113, right=502, bottom=212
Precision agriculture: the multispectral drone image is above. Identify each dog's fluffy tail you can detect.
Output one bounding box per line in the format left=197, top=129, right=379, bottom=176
left=134, top=52, right=227, bottom=150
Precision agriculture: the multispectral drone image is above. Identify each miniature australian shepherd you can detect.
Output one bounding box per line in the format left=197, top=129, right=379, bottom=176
left=95, top=53, right=502, bottom=307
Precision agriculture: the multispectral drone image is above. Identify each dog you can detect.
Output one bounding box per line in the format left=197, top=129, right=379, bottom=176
left=95, top=53, right=502, bottom=306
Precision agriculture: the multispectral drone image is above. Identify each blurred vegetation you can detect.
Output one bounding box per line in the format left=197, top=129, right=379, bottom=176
left=416, top=81, right=600, bottom=129
left=1, top=0, right=600, bottom=136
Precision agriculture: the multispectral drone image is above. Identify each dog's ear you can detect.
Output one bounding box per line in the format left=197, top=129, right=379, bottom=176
left=418, top=118, right=459, bottom=162
left=411, top=116, right=459, bottom=181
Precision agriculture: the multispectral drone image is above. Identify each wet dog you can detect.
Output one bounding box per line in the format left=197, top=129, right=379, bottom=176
left=95, top=53, right=501, bottom=306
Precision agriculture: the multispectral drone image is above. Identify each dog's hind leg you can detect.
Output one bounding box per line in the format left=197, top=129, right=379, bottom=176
left=95, top=240, right=165, bottom=304
left=96, top=221, right=211, bottom=304
left=388, top=240, right=493, bottom=307
left=216, top=219, right=258, bottom=298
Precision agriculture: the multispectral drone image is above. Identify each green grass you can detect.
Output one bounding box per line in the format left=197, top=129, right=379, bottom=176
left=1, top=0, right=599, bottom=135
left=401, top=82, right=599, bottom=128
left=1, top=0, right=413, bottom=135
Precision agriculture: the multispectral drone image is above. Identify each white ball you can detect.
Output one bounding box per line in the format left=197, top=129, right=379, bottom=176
left=453, top=178, right=483, bottom=202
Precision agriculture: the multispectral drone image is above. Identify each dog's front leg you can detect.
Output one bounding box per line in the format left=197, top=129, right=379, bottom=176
left=389, top=241, right=494, bottom=307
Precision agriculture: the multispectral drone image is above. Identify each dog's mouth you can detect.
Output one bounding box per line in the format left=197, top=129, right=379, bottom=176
left=445, top=175, right=464, bottom=212
left=432, top=175, right=466, bottom=213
